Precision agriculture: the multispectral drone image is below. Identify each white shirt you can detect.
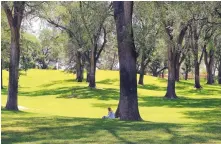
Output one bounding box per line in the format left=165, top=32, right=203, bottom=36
left=107, top=111, right=115, bottom=119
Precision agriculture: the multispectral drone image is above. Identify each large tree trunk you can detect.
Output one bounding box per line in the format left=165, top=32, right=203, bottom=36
left=6, top=28, right=20, bottom=110
left=114, top=1, right=142, bottom=121
left=3, top=1, right=25, bottom=110
left=76, top=51, right=83, bottom=82
left=164, top=45, right=177, bottom=99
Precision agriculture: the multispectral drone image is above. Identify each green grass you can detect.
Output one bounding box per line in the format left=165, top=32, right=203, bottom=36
left=1, top=69, right=221, bottom=144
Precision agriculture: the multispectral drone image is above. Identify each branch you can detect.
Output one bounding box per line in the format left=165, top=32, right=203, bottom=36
left=95, top=27, right=107, bottom=61
left=199, top=44, right=206, bottom=64
left=46, top=19, right=82, bottom=49
left=79, top=1, right=94, bottom=45
left=157, top=66, right=168, bottom=74
left=2, top=2, right=13, bottom=28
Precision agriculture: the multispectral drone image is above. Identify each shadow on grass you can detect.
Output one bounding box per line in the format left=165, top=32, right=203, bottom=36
left=7, top=86, right=120, bottom=100
left=97, top=78, right=119, bottom=85
left=179, top=88, right=221, bottom=96
left=57, top=87, right=119, bottom=100
left=184, top=108, right=221, bottom=123
left=138, top=96, right=221, bottom=108
left=2, top=109, right=221, bottom=144
left=138, top=84, right=166, bottom=91
left=39, top=79, right=76, bottom=88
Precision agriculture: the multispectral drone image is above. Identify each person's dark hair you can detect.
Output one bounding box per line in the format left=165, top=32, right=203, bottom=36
left=108, top=107, right=112, bottom=111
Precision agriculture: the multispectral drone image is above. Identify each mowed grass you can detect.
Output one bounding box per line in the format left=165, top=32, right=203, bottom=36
left=1, top=69, right=221, bottom=144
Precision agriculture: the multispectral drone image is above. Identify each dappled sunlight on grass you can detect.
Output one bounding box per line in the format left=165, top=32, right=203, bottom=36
left=1, top=69, right=221, bottom=143
left=2, top=108, right=221, bottom=144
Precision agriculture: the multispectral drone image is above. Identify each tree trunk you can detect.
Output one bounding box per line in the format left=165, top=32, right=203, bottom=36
left=175, top=63, right=180, bottom=82
left=3, top=1, right=25, bottom=111
left=76, top=51, right=83, bottom=82
left=89, top=46, right=96, bottom=88
left=194, top=63, right=202, bottom=88
left=110, top=52, right=117, bottom=70
left=138, top=72, right=144, bottom=85
left=206, top=65, right=214, bottom=84
left=162, top=70, right=165, bottom=79
left=138, top=54, right=145, bottom=85
left=6, top=28, right=20, bottom=110
left=85, top=64, right=90, bottom=82
left=218, top=62, right=221, bottom=84
left=1, top=59, right=3, bottom=89
left=114, top=1, right=142, bottom=121
left=184, top=68, right=188, bottom=80
left=164, top=45, right=177, bottom=99
left=41, top=60, right=48, bottom=69
left=204, top=48, right=214, bottom=84
left=152, top=70, right=158, bottom=77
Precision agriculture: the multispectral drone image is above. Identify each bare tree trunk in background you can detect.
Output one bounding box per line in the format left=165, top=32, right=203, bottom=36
left=110, top=52, right=117, bottom=70
left=3, top=1, right=25, bottom=110
left=76, top=51, right=83, bottom=82
left=204, top=45, right=214, bottom=84
left=194, top=62, right=202, bottom=88
left=138, top=53, right=145, bottom=85
left=114, top=1, right=142, bottom=121
left=89, top=46, right=96, bottom=88
left=164, top=43, right=177, bottom=99
left=218, top=61, right=221, bottom=84
left=1, top=59, right=3, bottom=89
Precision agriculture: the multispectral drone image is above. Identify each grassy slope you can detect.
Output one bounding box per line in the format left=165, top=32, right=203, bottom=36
left=1, top=69, right=221, bottom=144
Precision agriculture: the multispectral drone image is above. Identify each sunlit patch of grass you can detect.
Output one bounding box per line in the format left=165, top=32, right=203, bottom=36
left=1, top=69, right=221, bottom=143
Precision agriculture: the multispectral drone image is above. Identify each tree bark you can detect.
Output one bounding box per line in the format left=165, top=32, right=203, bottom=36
left=164, top=45, right=177, bottom=99
left=204, top=47, right=214, bottom=84
left=3, top=1, right=25, bottom=110
left=76, top=51, right=83, bottom=82
left=138, top=53, right=145, bottom=85
left=218, top=62, right=221, bottom=84
left=184, top=69, right=188, bottom=80
left=175, top=63, right=180, bottom=82
left=194, top=63, right=202, bottom=88
left=89, top=46, right=96, bottom=88
left=109, top=52, right=117, bottom=70
left=114, top=1, right=142, bottom=121
left=1, top=59, right=3, bottom=89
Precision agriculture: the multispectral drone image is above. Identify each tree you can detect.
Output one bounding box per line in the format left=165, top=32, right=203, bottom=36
left=204, top=39, right=215, bottom=84
left=113, top=1, right=142, bottom=121
left=1, top=9, right=11, bottom=89
left=2, top=1, right=25, bottom=110
left=158, top=2, right=191, bottom=99
left=187, top=2, right=218, bottom=88
left=133, top=2, right=160, bottom=85
left=182, top=49, right=193, bottom=80
left=20, top=32, right=41, bottom=72
left=214, top=34, right=221, bottom=84
left=43, top=2, right=111, bottom=85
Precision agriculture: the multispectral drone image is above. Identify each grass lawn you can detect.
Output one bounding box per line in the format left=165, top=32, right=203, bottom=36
left=1, top=69, right=221, bottom=144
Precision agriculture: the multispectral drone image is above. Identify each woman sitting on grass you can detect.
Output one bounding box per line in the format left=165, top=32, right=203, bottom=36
left=102, top=107, right=115, bottom=119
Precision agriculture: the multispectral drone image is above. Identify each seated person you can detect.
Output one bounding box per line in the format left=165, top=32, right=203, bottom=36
left=102, top=107, right=115, bottom=119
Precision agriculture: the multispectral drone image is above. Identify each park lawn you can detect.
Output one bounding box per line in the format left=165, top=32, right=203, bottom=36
left=1, top=69, right=221, bottom=144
